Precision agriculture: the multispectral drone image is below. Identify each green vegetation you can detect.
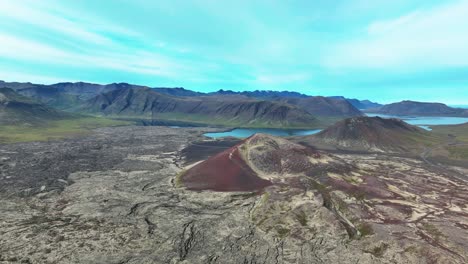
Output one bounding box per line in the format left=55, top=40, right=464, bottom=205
left=174, top=169, right=187, bottom=188
left=276, top=226, right=290, bottom=238
left=365, top=243, right=388, bottom=258
left=310, top=179, right=328, bottom=192
left=350, top=190, right=367, bottom=201
left=106, top=113, right=337, bottom=129
left=260, top=192, right=270, bottom=204
left=357, top=222, right=374, bottom=237
left=432, top=123, right=468, bottom=142
left=0, top=117, right=130, bottom=143
left=255, top=216, right=268, bottom=227
left=404, top=245, right=419, bottom=254
left=251, top=192, right=272, bottom=228
left=343, top=175, right=362, bottom=185
left=427, top=124, right=468, bottom=161
left=294, top=210, right=308, bottom=226
left=432, top=124, right=468, bottom=142
left=405, top=132, right=440, bottom=147
left=446, top=146, right=468, bottom=159
left=231, top=192, right=261, bottom=199
left=422, top=223, right=444, bottom=242
left=334, top=197, right=349, bottom=213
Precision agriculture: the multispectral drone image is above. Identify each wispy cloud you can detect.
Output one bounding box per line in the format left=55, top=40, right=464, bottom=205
left=323, top=0, right=468, bottom=69
left=0, top=32, right=187, bottom=78
left=0, top=0, right=466, bottom=103
left=0, top=0, right=120, bottom=46
left=0, top=0, right=218, bottom=83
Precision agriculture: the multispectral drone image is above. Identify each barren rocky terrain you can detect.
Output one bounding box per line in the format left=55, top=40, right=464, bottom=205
left=0, top=126, right=467, bottom=263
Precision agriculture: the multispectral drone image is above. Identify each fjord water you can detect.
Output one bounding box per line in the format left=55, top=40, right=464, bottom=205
left=366, top=113, right=468, bottom=127
left=204, top=114, right=468, bottom=138
left=204, top=128, right=322, bottom=139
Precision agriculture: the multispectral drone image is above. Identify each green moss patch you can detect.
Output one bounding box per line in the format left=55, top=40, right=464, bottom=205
left=0, top=117, right=130, bottom=144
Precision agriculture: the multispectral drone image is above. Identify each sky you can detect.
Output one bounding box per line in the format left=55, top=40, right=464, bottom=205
left=0, top=0, right=467, bottom=104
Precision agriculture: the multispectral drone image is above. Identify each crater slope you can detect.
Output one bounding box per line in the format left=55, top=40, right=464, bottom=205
left=305, top=116, right=436, bottom=152
left=178, top=134, right=348, bottom=192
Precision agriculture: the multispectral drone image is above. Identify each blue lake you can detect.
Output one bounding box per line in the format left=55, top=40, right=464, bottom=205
left=204, top=114, right=468, bottom=138
left=204, top=128, right=322, bottom=139
left=365, top=113, right=468, bottom=128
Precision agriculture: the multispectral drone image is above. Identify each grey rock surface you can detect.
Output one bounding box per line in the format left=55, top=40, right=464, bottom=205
left=0, top=126, right=466, bottom=263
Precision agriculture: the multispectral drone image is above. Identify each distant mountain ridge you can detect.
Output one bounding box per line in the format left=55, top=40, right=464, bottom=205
left=275, top=96, right=363, bottom=117
left=368, top=100, right=468, bottom=117
left=153, top=87, right=204, bottom=97
left=0, top=81, right=140, bottom=109
left=154, top=88, right=379, bottom=110
left=0, top=88, right=71, bottom=125
left=328, top=96, right=382, bottom=110
left=0, top=80, right=366, bottom=128
left=209, top=89, right=309, bottom=99
left=0, top=81, right=468, bottom=128
left=80, top=87, right=320, bottom=128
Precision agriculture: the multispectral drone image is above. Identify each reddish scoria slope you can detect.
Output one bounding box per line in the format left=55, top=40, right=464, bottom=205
left=179, top=139, right=272, bottom=192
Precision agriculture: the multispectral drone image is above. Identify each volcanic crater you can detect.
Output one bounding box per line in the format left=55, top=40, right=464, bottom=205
left=178, top=133, right=350, bottom=192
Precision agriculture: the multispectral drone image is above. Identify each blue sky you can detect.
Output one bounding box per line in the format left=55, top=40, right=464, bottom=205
left=0, top=0, right=467, bottom=104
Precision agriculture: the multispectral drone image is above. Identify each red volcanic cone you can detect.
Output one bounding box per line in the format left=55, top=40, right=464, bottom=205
left=179, top=139, right=272, bottom=192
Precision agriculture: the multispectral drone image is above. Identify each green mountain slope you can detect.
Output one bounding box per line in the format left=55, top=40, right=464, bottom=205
left=0, top=88, right=71, bottom=125
left=80, top=87, right=321, bottom=128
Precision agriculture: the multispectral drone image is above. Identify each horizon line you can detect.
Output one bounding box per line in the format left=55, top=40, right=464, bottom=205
left=1, top=79, right=467, bottom=106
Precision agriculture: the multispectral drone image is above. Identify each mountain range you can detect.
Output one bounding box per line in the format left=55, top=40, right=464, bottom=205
left=79, top=86, right=320, bottom=128
left=0, top=81, right=365, bottom=128
left=0, top=88, right=71, bottom=125
left=327, top=96, right=382, bottom=109
left=1, top=80, right=466, bottom=129
left=154, top=88, right=381, bottom=109
left=367, top=100, right=468, bottom=117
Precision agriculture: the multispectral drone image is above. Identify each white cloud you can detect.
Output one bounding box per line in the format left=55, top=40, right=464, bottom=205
left=0, top=0, right=117, bottom=46
left=0, top=0, right=211, bottom=81
left=0, top=32, right=188, bottom=78
left=323, top=0, right=468, bottom=69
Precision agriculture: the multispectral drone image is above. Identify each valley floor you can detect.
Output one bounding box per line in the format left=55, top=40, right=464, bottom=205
left=0, top=127, right=467, bottom=263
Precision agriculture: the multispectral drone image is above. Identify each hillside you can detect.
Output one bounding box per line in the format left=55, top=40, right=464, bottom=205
left=346, top=99, right=382, bottom=110
left=432, top=122, right=468, bottom=142
left=328, top=96, right=382, bottom=109
left=1, top=81, right=363, bottom=125
left=80, top=87, right=320, bottom=128
left=0, top=87, right=131, bottom=143
left=305, top=116, right=435, bottom=152
left=428, top=122, right=468, bottom=163
left=368, top=100, right=468, bottom=117
left=208, top=89, right=308, bottom=99
left=277, top=96, right=363, bottom=117
left=153, top=87, right=204, bottom=97
left=163, top=88, right=364, bottom=117
left=4, top=82, right=140, bottom=110
left=0, top=88, right=71, bottom=125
